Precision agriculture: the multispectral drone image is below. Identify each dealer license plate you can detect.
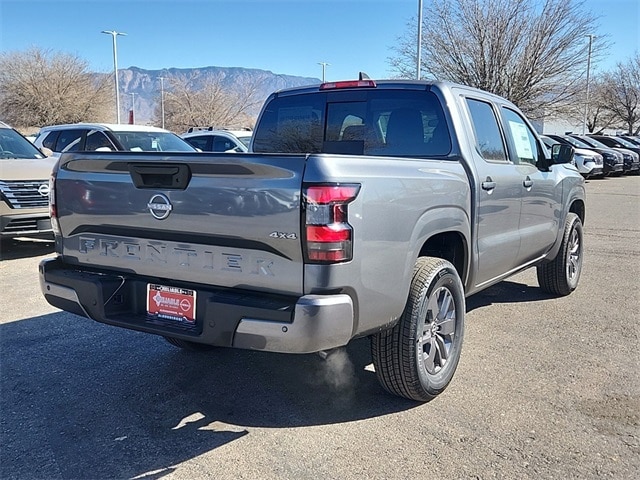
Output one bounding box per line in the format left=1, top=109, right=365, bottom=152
left=146, top=284, right=196, bottom=324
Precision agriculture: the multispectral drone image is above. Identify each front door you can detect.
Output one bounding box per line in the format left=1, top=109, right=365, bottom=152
left=500, top=107, right=562, bottom=265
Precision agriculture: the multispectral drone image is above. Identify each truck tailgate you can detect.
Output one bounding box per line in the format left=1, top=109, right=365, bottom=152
left=54, top=152, right=306, bottom=295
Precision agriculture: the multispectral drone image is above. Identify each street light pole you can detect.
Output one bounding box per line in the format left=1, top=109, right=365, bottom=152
left=582, top=34, right=594, bottom=135
left=417, top=0, right=423, bottom=80
left=318, top=62, right=330, bottom=82
left=159, top=76, right=165, bottom=129
left=101, top=30, right=127, bottom=124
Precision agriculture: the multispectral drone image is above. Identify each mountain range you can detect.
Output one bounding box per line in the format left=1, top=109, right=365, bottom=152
left=113, top=66, right=321, bottom=125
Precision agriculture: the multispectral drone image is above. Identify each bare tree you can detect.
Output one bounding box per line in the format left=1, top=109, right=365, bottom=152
left=0, top=47, right=111, bottom=128
left=596, top=54, right=640, bottom=134
left=157, top=73, right=262, bottom=132
left=576, top=75, right=617, bottom=133
left=389, top=0, right=606, bottom=119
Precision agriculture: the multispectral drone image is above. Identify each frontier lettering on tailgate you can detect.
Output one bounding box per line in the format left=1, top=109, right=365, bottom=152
left=78, top=236, right=275, bottom=276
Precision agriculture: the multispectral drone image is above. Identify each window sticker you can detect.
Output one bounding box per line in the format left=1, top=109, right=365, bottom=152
left=508, top=120, right=533, bottom=160
left=278, top=106, right=316, bottom=126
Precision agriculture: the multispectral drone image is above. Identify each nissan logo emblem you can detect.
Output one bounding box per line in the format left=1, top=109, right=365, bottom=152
left=38, top=183, right=50, bottom=197
left=147, top=193, right=173, bottom=220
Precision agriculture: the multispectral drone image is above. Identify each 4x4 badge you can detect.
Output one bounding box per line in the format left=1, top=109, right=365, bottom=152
left=147, top=194, right=173, bottom=220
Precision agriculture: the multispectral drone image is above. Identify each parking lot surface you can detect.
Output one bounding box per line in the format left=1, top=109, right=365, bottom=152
left=1, top=176, right=638, bottom=479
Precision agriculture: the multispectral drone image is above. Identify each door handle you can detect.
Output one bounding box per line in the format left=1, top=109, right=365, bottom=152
left=523, top=177, right=533, bottom=188
left=482, top=178, right=496, bottom=191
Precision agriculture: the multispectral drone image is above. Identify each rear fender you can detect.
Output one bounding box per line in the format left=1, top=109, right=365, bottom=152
left=400, top=206, right=471, bottom=299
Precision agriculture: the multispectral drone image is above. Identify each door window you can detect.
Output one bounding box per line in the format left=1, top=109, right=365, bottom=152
left=465, top=98, right=507, bottom=162
left=185, top=135, right=210, bottom=151
left=56, top=129, right=87, bottom=152
left=501, top=108, right=540, bottom=166
left=212, top=136, right=237, bottom=152
left=85, top=130, right=115, bottom=151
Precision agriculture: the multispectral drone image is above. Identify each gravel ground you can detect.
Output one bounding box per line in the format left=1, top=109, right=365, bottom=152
left=1, top=175, right=638, bottom=480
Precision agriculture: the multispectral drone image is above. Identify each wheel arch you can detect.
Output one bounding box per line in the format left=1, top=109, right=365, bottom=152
left=569, top=198, right=586, bottom=226
left=417, top=231, right=468, bottom=285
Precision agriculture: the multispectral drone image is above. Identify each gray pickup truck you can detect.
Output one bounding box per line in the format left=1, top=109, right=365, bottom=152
left=40, top=79, right=585, bottom=401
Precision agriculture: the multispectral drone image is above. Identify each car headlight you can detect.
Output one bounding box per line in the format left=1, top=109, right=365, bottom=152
left=575, top=153, right=596, bottom=164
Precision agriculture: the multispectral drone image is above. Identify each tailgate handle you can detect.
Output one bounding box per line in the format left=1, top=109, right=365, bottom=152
left=129, top=164, right=191, bottom=190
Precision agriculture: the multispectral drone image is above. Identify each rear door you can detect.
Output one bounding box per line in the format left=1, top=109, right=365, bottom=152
left=55, top=128, right=89, bottom=154
left=55, top=152, right=307, bottom=295
left=461, top=96, right=523, bottom=287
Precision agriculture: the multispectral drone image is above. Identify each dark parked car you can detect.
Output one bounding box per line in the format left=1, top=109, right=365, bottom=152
left=587, top=135, right=640, bottom=175
left=619, top=135, right=640, bottom=146
left=549, top=134, right=624, bottom=176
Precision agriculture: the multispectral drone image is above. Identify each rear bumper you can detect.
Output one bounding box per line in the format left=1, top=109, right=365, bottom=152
left=39, top=257, right=355, bottom=354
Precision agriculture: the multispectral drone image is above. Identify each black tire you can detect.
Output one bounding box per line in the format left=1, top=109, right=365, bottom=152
left=164, top=336, right=215, bottom=352
left=371, top=257, right=465, bottom=402
left=537, top=212, right=583, bottom=296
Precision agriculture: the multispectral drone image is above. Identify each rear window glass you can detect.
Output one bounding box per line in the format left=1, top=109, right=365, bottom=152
left=253, top=89, right=451, bottom=157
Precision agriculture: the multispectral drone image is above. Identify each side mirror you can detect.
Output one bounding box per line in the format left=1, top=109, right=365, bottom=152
left=551, top=144, right=574, bottom=164
left=40, top=147, right=54, bottom=157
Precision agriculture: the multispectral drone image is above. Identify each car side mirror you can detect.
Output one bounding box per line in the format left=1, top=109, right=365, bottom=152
left=551, top=144, right=574, bottom=164
left=40, top=147, right=54, bottom=157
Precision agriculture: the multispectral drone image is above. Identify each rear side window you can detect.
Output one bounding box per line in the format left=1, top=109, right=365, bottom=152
left=465, top=98, right=507, bottom=162
left=41, top=131, right=59, bottom=150
left=253, top=89, right=451, bottom=157
left=184, top=135, right=210, bottom=151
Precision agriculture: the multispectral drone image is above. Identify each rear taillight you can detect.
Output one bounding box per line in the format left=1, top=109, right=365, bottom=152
left=49, top=172, right=60, bottom=235
left=303, top=184, right=360, bottom=263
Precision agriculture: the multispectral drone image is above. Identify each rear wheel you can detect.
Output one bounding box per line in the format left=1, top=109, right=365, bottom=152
left=537, top=213, right=583, bottom=296
left=371, top=257, right=465, bottom=402
left=164, top=336, right=215, bottom=352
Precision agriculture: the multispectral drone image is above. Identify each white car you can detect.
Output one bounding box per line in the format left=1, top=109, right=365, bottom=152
left=540, top=135, right=604, bottom=179
left=181, top=127, right=252, bottom=153
left=33, top=123, right=197, bottom=157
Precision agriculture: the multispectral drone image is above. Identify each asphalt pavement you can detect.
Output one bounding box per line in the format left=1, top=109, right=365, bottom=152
left=1, top=175, right=638, bottom=479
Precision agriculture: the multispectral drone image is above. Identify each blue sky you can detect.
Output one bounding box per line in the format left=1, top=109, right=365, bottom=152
left=0, top=0, right=638, bottom=82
